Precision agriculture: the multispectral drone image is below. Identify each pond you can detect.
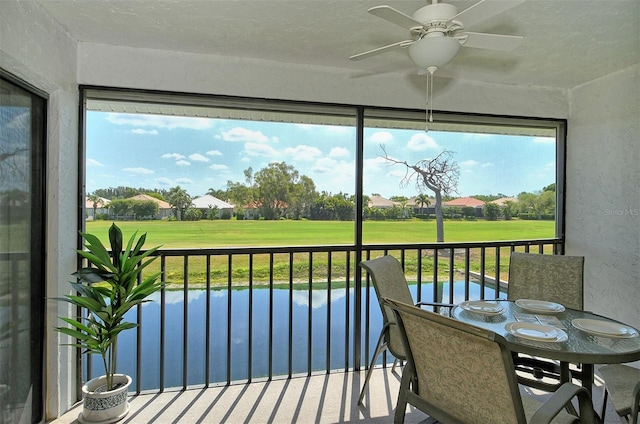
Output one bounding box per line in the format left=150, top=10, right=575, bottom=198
left=89, top=281, right=503, bottom=391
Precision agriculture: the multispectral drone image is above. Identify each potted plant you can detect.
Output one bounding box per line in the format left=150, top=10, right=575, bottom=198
left=56, top=223, right=164, bottom=423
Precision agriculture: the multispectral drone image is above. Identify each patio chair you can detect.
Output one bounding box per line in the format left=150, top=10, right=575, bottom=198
left=598, top=364, right=640, bottom=424
left=508, top=251, right=585, bottom=391
left=385, top=298, right=597, bottom=424
left=358, top=255, right=453, bottom=405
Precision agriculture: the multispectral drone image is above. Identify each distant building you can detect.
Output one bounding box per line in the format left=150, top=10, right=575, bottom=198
left=443, top=196, right=485, bottom=217
left=191, top=194, right=234, bottom=218
left=367, top=195, right=396, bottom=209
left=490, top=197, right=518, bottom=206
left=127, top=194, right=172, bottom=219
left=85, top=196, right=110, bottom=220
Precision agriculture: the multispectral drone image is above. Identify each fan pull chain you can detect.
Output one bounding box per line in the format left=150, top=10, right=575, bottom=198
left=425, top=66, right=437, bottom=132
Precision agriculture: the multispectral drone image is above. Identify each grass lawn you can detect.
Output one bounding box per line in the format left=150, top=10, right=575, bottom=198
left=83, top=219, right=556, bottom=288
left=85, top=219, right=555, bottom=248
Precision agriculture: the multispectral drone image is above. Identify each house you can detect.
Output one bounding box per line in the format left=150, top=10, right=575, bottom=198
left=127, top=194, right=172, bottom=219
left=2, top=1, right=638, bottom=422
left=443, top=196, right=486, bottom=217
left=191, top=194, right=234, bottom=218
left=491, top=197, right=519, bottom=207
left=367, top=195, right=396, bottom=209
left=84, top=196, right=110, bottom=220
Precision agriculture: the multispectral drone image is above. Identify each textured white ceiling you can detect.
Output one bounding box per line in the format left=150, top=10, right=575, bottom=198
left=35, top=0, right=639, bottom=89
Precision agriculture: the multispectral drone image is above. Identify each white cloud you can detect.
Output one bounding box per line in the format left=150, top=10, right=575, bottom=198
left=218, top=127, right=270, bottom=143
left=209, top=164, right=229, bottom=170
left=122, top=167, right=154, bottom=175
left=312, top=157, right=338, bottom=174
left=162, top=153, right=186, bottom=160
left=369, top=131, right=394, bottom=145
left=132, top=129, right=158, bottom=135
left=329, top=147, right=349, bottom=158
left=207, top=150, right=223, bottom=156
left=460, top=160, right=479, bottom=167
left=407, top=133, right=439, bottom=151
left=283, top=145, right=322, bottom=161
left=176, top=160, right=191, bottom=166
left=189, top=153, right=209, bottom=162
left=175, top=177, right=193, bottom=185
left=156, top=177, right=173, bottom=186
left=243, top=142, right=279, bottom=157
left=107, top=113, right=213, bottom=130
left=87, top=158, right=103, bottom=167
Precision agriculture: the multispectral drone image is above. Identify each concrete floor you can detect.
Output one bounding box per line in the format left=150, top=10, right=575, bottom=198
left=50, top=366, right=622, bottom=423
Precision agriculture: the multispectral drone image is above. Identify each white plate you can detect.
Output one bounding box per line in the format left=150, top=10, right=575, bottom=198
left=505, top=322, right=568, bottom=342
left=515, top=299, right=565, bottom=314
left=572, top=319, right=639, bottom=338
left=459, top=300, right=505, bottom=315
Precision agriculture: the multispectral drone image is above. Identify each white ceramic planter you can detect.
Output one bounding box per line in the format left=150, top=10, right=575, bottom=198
left=78, top=374, right=132, bottom=424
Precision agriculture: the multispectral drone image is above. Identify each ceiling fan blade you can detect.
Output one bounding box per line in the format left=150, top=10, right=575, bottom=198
left=450, top=0, right=525, bottom=29
left=368, top=5, right=423, bottom=30
left=459, top=32, right=523, bottom=51
left=349, top=40, right=414, bottom=61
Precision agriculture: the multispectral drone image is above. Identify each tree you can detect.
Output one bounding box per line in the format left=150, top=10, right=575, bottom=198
left=206, top=188, right=228, bottom=200
left=484, top=202, right=501, bottom=221
left=131, top=200, right=159, bottom=219
left=381, top=147, right=459, bottom=242
left=289, top=175, right=317, bottom=219
left=108, top=199, right=132, bottom=218
left=253, top=162, right=315, bottom=220
left=166, top=186, right=192, bottom=221
left=87, top=193, right=104, bottom=219
left=414, top=193, right=431, bottom=215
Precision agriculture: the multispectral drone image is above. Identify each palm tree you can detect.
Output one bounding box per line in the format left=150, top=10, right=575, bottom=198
left=87, top=193, right=104, bottom=220
left=166, top=186, right=192, bottom=221
left=415, top=193, right=431, bottom=215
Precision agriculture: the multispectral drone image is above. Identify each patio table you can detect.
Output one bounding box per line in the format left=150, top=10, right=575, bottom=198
left=451, top=300, right=640, bottom=399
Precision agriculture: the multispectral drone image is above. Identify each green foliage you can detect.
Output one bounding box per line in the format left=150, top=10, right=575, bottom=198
left=55, top=223, right=163, bottom=390
left=484, top=202, right=501, bottom=221
left=182, top=208, right=202, bottom=221
left=131, top=200, right=159, bottom=218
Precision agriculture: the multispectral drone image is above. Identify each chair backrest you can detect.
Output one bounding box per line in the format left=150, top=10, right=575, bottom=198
left=508, top=252, right=584, bottom=310
left=360, top=255, right=414, bottom=359
left=385, top=298, right=527, bottom=424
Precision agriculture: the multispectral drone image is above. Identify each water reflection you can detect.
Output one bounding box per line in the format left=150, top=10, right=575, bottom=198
left=91, top=282, right=503, bottom=391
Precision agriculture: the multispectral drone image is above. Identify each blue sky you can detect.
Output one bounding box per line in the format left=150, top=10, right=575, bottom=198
left=86, top=112, right=556, bottom=199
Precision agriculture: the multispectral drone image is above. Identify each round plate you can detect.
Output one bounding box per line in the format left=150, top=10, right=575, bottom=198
left=572, top=319, right=639, bottom=338
left=515, top=299, right=565, bottom=314
left=459, top=300, right=505, bottom=315
left=505, top=322, right=568, bottom=342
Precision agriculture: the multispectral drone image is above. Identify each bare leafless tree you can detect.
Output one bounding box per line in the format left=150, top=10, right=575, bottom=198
left=381, top=146, right=459, bottom=242
left=0, top=147, right=29, bottom=185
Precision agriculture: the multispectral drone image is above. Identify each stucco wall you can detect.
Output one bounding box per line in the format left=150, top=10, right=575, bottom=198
left=1, top=1, right=79, bottom=420
left=77, top=42, right=568, bottom=119
left=566, top=65, right=640, bottom=337
left=3, top=0, right=638, bottom=419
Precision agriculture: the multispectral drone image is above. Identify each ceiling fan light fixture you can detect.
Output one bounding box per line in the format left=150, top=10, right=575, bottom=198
left=408, top=34, right=461, bottom=69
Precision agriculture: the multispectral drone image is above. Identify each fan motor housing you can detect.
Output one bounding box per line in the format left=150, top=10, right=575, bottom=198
left=412, top=3, right=457, bottom=25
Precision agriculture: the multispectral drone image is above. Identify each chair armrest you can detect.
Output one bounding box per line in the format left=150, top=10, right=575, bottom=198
left=529, top=382, right=597, bottom=424
left=415, top=302, right=455, bottom=316
left=415, top=302, right=455, bottom=308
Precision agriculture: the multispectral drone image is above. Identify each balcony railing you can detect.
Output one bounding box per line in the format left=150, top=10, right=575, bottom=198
left=82, top=239, right=563, bottom=394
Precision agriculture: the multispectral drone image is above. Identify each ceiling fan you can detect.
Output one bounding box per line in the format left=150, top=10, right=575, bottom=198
left=350, top=0, right=524, bottom=71
left=350, top=0, right=524, bottom=129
